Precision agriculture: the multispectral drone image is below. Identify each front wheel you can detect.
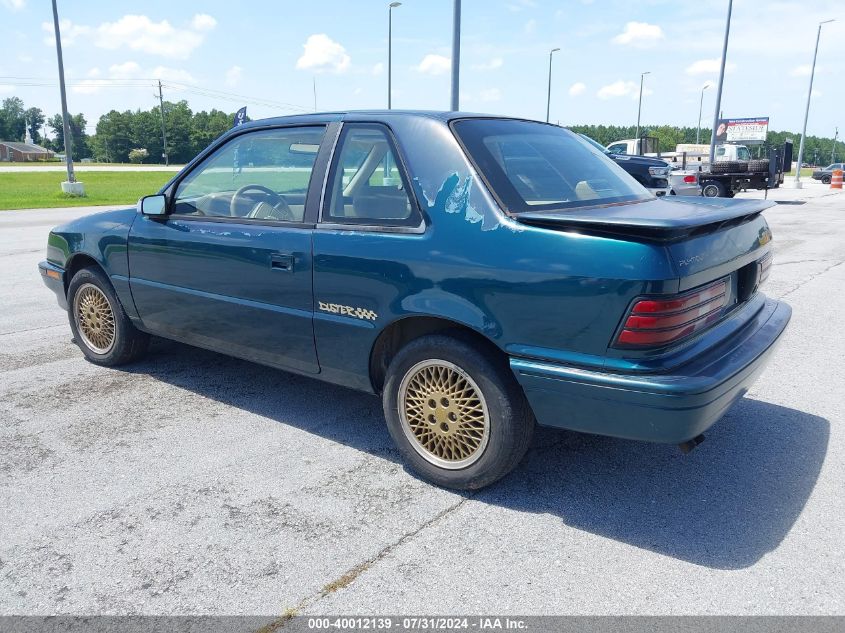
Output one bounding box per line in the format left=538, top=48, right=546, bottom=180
left=382, top=333, right=535, bottom=490
left=822, top=175, right=831, bottom=185
left=67, top=266, right=150, bottom=366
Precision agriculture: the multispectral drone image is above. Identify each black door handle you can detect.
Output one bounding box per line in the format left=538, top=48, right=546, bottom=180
left=270, top=253, right=294, bottom=272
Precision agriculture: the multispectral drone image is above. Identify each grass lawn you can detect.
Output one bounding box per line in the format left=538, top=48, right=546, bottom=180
left=785, top=168, right=815, bottom=177
left=0, top=171, right=173, bottom=210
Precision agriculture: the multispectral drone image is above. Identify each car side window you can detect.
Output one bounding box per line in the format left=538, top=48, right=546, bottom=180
left=324, top=124, right=417, bottom=227
left=172, top=126, right=325, bottom=222
left=607, top=143, right=627, bottom=155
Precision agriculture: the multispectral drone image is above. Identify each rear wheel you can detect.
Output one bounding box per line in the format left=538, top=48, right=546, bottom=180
left=67, top=266, right=150, bottom=366
left=702, top=180, right=727, bottom=198
left=822, top=175, right=832, bottom=185
left=382, top=333, right=534, bottom=489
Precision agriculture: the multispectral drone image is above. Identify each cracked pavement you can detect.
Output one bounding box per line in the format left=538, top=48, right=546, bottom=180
left=1, top=184, right=844, bottom=616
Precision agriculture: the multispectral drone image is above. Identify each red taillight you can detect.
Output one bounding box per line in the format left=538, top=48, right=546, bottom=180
left=615, top=280, right=729, bottom=347
left=683, top=175, right=697, bottom=183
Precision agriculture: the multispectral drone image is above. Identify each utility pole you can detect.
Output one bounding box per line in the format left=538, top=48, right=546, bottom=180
left=51, top=0, right=81, bottom=194
left=450, top=0, right=461, bottom=111
left=157, top=80, right=168, bottom=166
left=696, top=83, right=710, bottom=144
left=709, top=0, right=733, bottom=165
left=545, top=48, right=560, bottom=123
left=832, top=127, right=838, bottom=164
left=635, top=71, right=650, bottom=153
left=794, top=19, right=834, bottom=187
left=388, top=2, right=401, bottom=109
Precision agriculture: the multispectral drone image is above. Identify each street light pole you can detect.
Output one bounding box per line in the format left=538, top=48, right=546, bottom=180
left=545, top=47, right=560, bottom=123
left=635, top=71, right=650, bottom=153
left=450, top=0, right=461, bottom=111
left=709, top=0, right=733, bottom=164
left=795, top=19, right=835, bottom=187
left=388, top=2, right=401, bottom=109
left=696, top=83, right=710, bottom=145
left=833, top=127, right=839, bottom=164
left=51, top=0, right=78, bottom=190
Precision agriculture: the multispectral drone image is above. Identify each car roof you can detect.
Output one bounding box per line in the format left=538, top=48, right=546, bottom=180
left=237, top=110, right=543, bottom=129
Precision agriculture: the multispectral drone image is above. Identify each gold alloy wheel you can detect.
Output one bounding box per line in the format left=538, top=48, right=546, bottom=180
left=73, top=283, right=116, bottom=354
left=398, top=359, right=491, bottom=469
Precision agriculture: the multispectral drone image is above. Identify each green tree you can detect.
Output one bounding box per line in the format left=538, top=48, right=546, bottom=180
left=0, top=97, right=26, bottom=141
left=47, top=113, right=91, bottom=160
left=24, top=107, right=45, bottom=144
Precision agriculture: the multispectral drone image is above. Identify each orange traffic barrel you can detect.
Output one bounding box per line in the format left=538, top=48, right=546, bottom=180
left=832, top=169, right=843, bottom=190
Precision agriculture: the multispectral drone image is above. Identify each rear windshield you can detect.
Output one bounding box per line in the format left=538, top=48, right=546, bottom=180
left=453, top=119, right=652, bottom=214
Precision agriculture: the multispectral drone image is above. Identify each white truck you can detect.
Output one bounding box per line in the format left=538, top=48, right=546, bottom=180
left=606, top=139, right=752, bottom=168
left=606, top=138, right=784, bottom=198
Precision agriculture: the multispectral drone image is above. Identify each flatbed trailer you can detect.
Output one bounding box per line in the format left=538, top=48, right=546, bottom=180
left=699, top=145, right=790, bottom=198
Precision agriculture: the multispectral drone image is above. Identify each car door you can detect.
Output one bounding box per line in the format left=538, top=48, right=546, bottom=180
left=127, top=124, right=330, bottom=374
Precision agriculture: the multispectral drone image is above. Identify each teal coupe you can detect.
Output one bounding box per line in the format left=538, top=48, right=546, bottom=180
left=39, top=112, right=791, bottom=489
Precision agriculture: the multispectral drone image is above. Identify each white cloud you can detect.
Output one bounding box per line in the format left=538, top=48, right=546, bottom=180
left=225, top=65, right=242, bottom=87
left=42, top=19, right=91, bottom=47
left=94, top=14, right=215, bottom=59
left=191, top=14, right=217, bottom=31
left=0, top=84, right=16, bottom=94
left=612, top=21, right=664, bottom=47
left=597, top=80, right=653, bottom=100
left=415, top=54, right=451, bottom=76
left=72, top=67, right=106, bottom=94
left=154, top=66, right=196, bottom=84
left=685, top=58, right=736, bottom=75
left=506, top=0, right=537, bottom=12
left=17, top=54, right=32, bottom=63
left=371, top=62, right=384, bottom=76
left=109, top=61, right=142, bottom=78
left=480, top=88, right=501, bottom=102
left=790, top=64, right=824, bottom=77
left=472, top=57, right=503, bottom=71
left=524, top=19, right=537, bottom=35
left=811, top=88, right=822, bottom=98
left=568, top=82, right=586, bottom=96
left=296, top=34, right=351, bottom=73
left=1, top=0, right=25, bottom=11
left=70, top=61, right=194, bottom=94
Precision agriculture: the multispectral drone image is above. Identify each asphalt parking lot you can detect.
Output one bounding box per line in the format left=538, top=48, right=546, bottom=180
left=1, top=182, right=843, bottom=617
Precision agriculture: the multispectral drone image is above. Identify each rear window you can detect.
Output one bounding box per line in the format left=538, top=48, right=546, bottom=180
left=453, top=119, right=651, bottom=214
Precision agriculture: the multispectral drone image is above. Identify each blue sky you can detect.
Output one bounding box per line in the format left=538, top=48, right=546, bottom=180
left=1, top=0, right=842, bottom=137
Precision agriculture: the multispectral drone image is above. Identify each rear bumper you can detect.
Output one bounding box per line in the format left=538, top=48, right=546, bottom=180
left=38, top=260, right=68, bottom=310
left=511, top=297, right=791, bottom=444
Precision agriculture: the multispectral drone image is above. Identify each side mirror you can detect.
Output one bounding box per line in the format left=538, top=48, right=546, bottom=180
left=138, top=194, right=167, bottom=216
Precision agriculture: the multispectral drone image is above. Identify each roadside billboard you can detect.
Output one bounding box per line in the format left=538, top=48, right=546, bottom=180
left=715, top=117, right=769, bottom=144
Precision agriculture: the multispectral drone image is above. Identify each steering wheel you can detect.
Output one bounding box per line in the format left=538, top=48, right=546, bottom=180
left=229, top=184, right=293, bottom=220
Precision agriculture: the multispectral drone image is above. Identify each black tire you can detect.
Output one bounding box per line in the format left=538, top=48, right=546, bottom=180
left=710, top=161, right=740, bottom=174
left=382, top=333, right=535, bottom=490
left=748, top=159, right=770, bottom=174
left=67, top=266, right=150, bottom=366
left=822, top=175, right=831, bottom=185
left=701, top=180, right=728, bottom=198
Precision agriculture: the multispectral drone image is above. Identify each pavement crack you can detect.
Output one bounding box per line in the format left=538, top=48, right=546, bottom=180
left=261, top=494, right=473, bottom=629
left=0, top=324, right=65, bottom=337
left=778, top=260, right=844, bottom=300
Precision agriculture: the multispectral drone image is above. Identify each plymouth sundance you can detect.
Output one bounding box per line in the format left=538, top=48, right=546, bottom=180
left=39, top=112, right=791, bottom=489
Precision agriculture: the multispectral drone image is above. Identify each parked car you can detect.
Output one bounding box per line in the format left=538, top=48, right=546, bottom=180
left=39, top=112, right=790, bottom=489
left=812, top=163, right=844, bottom=185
